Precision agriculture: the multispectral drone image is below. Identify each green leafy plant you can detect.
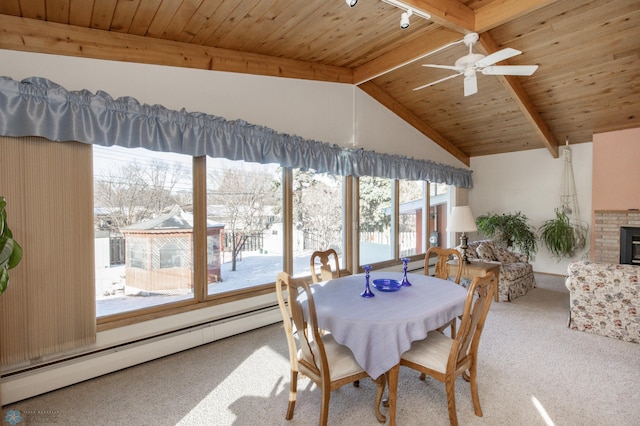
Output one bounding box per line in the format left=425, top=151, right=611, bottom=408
left=0, top=196, right=23, bottom=295
left=539, top=208, right=587, bottom=261
left=475, top=211, right=537, bottom=256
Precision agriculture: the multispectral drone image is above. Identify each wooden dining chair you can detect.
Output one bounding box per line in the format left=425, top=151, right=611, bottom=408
left=399, top=272, right=497, bottom=426
left=425, top=246, right=463, bottom=337
left=309, top=249, right=360, bottom=385
left=425, top=246, right=463, bottom=283
left=310, top=249, right=340, bottom=284
left=275, top=272, right=386, bottom=425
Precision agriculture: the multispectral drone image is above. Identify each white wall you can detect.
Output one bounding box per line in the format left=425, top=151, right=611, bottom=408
left=0, top=49, right=466, bottom=170
left=469, top=143, right=593, bottom=275
left=354, top=88, right=459, bottom=166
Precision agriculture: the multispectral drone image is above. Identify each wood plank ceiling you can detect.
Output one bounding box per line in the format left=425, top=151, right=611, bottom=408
left=0, top=0, right=638, bottom=167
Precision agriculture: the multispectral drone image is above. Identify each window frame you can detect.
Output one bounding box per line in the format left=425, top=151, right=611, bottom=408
left=355, top=177, right=433, bottom=272
left=96, top=151, right=441, bottom=330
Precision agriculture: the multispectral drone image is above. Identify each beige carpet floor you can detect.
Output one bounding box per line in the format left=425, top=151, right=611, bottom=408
left=4, top=273, right=640, bottom=425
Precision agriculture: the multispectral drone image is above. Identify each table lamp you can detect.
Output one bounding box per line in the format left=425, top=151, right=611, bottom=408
left=446, top=206, right=477, bottom=263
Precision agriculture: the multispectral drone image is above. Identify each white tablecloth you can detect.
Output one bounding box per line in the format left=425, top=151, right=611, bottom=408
left=306, top=271, right=467, bottom=379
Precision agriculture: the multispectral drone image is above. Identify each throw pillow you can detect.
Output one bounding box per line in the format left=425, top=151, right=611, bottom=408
left=455, top=245, right=477, bottom=259
left=476, top=243, right=496, bottom=261
left=493, top=245, right=518, bottom=263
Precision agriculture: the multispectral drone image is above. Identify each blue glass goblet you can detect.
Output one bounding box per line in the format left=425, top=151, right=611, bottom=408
left=361, top=265, right=375, bottom=298
left=401, top=257, right=412, bottom=286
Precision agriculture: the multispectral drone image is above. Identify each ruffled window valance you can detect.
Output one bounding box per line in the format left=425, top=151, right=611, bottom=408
left=0, top=76, right=472, bottom=187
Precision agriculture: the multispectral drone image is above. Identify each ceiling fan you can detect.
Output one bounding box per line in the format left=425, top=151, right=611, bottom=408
left=413, top=32, right=538, bottom=96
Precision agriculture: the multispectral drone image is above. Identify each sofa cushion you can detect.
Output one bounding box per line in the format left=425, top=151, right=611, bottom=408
left=493, top=245, right=518, bottom=263
left=476, top=243, right=496, bottom=261
left=464, top=239, right=492, bottom=260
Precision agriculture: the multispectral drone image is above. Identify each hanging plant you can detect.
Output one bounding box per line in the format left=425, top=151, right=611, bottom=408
left=539, top=208, right=587, bottom=261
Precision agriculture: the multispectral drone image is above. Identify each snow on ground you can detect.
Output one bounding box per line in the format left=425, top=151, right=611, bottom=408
left=96, top=251, right=316, bottom=317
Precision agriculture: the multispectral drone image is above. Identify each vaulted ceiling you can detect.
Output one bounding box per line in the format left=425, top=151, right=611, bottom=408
left=0, top=0, right=638, bottom=166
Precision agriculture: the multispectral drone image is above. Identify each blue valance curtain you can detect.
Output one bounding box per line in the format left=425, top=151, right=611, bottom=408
left=0, top=76, right=472, bottom=187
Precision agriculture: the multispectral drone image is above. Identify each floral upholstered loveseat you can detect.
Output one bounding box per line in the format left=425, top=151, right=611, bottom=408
left=461, top=239, right=536, bottom=302
left=565, top=261, right=639, bottom=344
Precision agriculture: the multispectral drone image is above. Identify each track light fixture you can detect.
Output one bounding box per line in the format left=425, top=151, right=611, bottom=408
left=345, top=1, right=431, bottom=27
left=400, top=9, right=412, bottom=29
left=383, top=0, right=431, bottom=20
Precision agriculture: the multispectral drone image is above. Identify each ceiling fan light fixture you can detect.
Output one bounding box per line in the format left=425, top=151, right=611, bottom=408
left=400, top=9, right=412, bottom=29
left=346, top=0, right=358, bottom=7
left=414, top=31, right=538, bottom=96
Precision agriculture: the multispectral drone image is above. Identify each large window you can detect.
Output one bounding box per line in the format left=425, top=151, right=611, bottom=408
left=206, top=158, right=282, bottom=296
left=399, top=180, right=427, bottom=257
left=359, top=176, right=394, bottom=265
left=93, top=145, right=447, bottom=321
left=292, top=169, right=345, bottom=277
left=429, top=183, right=450, bottom=248
left=93, top=145, right=194, bottom=317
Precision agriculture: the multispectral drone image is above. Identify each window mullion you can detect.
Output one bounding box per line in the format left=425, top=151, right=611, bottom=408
left=343, top=176, right=353, bottom=274
left=393, top=180, right=400, bottom=260
left=283, top=168, right=293, bottom=274
left=193, top=156, right=207, bottom=303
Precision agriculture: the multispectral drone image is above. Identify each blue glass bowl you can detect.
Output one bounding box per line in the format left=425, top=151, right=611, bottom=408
left=372, top=279, right=402, bottom=292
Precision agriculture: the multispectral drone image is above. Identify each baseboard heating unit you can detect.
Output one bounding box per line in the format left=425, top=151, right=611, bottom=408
left=1, top=305, right=282, bottom=405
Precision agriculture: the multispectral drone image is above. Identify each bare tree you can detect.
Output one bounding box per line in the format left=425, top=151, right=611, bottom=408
left=208, top=166, right=280, bottom=272
left=292, top=170, right=343, bottom=251
left=94, top=159, right=189, bottom=231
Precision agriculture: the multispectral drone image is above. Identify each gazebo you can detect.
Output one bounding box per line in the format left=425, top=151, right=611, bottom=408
left=122, top=205, right=223, bottom=294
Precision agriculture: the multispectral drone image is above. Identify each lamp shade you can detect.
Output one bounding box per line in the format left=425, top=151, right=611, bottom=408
left=446, top=206, right=477, bottom=233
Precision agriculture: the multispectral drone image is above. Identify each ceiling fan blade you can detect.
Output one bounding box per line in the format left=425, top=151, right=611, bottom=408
left=422, top=64, right=462, bottom=71
left=482, top=65, right=538, bottom=76
left=475, top=48, right=521, bottom=67
left=463, top=74, right=477, bottom=96
left=413, top=73, right=462, bottom=91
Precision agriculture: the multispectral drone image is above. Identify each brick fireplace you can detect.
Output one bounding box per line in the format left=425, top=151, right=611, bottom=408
left=593, top=210, right=640, bottom=263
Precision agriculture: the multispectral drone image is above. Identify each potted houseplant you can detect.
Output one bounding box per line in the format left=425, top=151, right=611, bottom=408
left=539, top=208, right=587, bottom=261
left=475, top=211, right=538, bottom=257
left=1, top=196, right=23, bottom=295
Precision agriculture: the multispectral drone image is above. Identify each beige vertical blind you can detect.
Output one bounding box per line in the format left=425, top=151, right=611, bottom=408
left=0, top=136, right=96, bottom=366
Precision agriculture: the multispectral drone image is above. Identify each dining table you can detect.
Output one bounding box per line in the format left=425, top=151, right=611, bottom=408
left=304, top=270, right=468, bottom=426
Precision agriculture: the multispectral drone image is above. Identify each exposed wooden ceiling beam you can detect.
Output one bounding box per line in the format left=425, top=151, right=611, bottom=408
left=474, top=0, right=561, bottom=33
left=353, top=28, right=461, bottom=85
left=478, top=32, right=559, bottom=158
left=399, top=1, right=474, bottom=33
left=359, top=1, right=562, bottom=85
left=358, top=81, right=470, bottom=167
left=394, top=1, right=560, bottom=34
left=0, top=15, right=353, bottom=84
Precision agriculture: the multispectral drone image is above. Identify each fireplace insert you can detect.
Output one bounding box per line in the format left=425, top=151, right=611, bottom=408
left=620, top=226, right=640, bottom=265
